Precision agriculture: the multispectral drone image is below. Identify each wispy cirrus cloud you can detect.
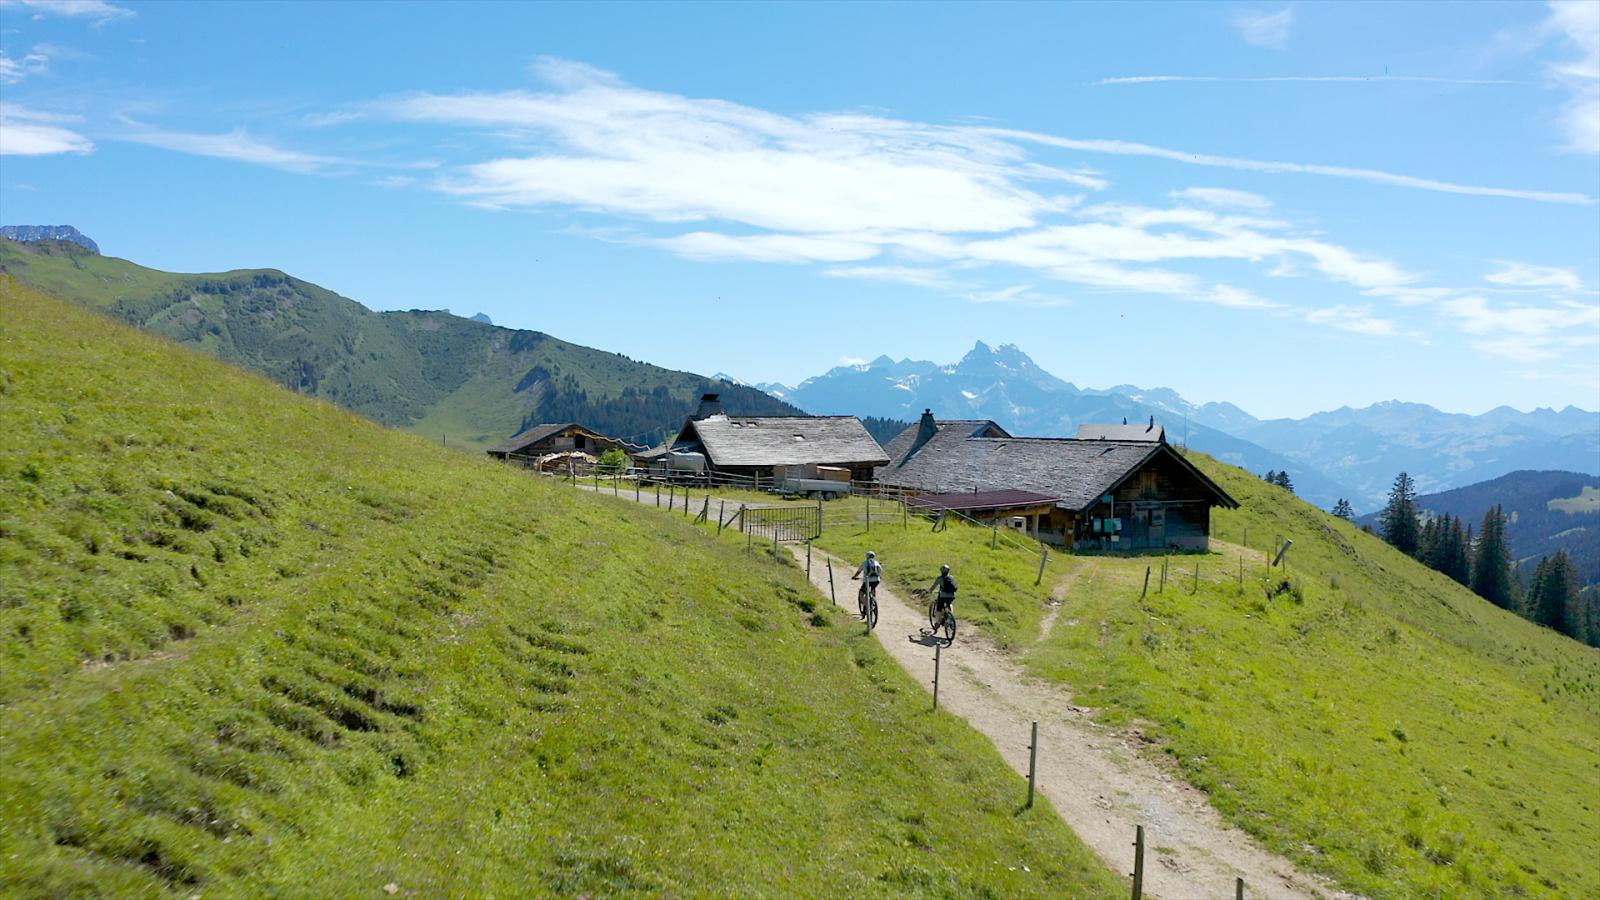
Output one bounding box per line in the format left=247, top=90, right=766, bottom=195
left=347, top=59, right=1593, bottom=366
left=0, top=48, right=49, bottom=84
left=1092, top=74, right=1522, bottom=86
left=0, top=102, right=92, bottom=155
left=1232, top=7, right=1294, bottom=50
left=120, top=126, right=344, bottom=173
left=1543, top=0, right=1600, bottom=154
left=1486, top=260, right=1586, bottom=292
left=0, top=0, right=133, bottom=23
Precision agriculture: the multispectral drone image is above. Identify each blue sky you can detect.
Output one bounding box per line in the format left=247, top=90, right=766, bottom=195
left=2, top=0, right=1596, bottom=419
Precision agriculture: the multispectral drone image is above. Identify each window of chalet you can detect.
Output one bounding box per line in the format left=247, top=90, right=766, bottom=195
left=1139, top=468, right=1157, bottom=496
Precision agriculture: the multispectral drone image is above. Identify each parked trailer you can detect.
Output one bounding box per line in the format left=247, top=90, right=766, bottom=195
left=777, top=476, right=852, bottom=499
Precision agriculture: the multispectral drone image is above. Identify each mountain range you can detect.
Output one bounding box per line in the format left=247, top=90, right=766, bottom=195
left=0, top=237, right=798, bottom=450
left=759, top=342, right=1600, bottom=512
left=0, top=224, right=98, bottom=253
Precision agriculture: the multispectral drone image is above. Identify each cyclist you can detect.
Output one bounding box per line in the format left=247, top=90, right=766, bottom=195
left=850, top=551, right=883, bottom=619
left=930, top=564, right=957, bottom=627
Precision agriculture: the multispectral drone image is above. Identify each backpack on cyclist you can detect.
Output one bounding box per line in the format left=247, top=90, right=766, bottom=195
left=865, top=558, right=883, bottom=581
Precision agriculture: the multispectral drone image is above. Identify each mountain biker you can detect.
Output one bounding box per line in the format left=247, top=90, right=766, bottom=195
left=850, top=551, right=883, bottom=616
left=930, top=564, right=957, bottom=621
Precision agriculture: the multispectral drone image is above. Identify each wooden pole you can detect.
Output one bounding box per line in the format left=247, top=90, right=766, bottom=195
left=655, top=483, right=660, bottom=507
left=747, top=524, right=753, bottom=554
left=1160, top=557, right=1168, bottom=593
left=806, top=541, right=812, bottom=580
left=866, top=493, right=871, bottom=532
left=635, top=479, right=640, bottom=502
left=991, top=520, right=998, bottom=549
left=669, top=484, right=675, bottom=510
left=932, top=642, right=941, bottom=710
left=772, top=529, right=779, bottom=560
left=817, top=495, right=824, bottom=537
left=1026, top=720, right=1039, bottom=809
left=1193, top=560, right=1200, bottom=594
left=1236, top=877, right=1244, bottom=900
left=718, top=500, right=726, bottom=535
left=1131, top=825, right=1145, bottom=900
left=827, top=559, right=836, bottom=605
left=1141, top=566, right=1151, bottom=598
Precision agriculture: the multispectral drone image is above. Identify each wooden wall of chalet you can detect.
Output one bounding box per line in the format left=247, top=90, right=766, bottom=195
left=1107, top=451, right=1218, bottom=551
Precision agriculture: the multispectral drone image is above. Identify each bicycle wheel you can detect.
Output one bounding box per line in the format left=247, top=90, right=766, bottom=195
left=941, top=608, right=956, bottom=643
left=928, top=599, right=939, bottom=631
left=858, top=586, right=868, bottom=620
left=866, top=589, right=879, bottom=630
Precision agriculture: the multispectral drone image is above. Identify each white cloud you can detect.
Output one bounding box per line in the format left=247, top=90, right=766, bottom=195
left=837, top=356, right=868, bottom=367
left=987, top=128, right=1594, bottom=204
left=120, top=127, right=345, bottom=173
left=0, top=49, right=48, bottom=84
left=822, top=265, right=960, bottom=289
left=0, top=102, right=91, bottom=154
left=1170, top=186, right=1274, bottom=209
left=0, top=0, right=133, bottom=23
left=1305, top=305, right=1398, bottom=336
left=1485, top=260, right=1586, bottom=291
left=1233, top=7, right=1294, bottom=49
left=651, top=231, right=880, bottom=263
left=1544, top=0, right=1600, bottom=154
left=1093, top=74, right=1521, bottom=86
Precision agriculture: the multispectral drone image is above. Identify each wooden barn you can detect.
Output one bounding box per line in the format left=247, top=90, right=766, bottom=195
left=486, top=423, right=637, bottom=463
left=879, top=410, right=1238, bottom=550
left=661, top=394, right=889, bottom=482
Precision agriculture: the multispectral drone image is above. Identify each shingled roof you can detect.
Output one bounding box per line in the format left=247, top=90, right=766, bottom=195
left=882, top=417, right=1013, bottom=467
left=878, top=418, right=1236, bottom=511
left=490, top=423, right=639, bottom=457
left=679, top=415, right=889, bottom=468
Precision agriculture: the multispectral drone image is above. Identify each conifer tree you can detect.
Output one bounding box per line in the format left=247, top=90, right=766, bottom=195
left=1263, top=470, right=1277, bottom=485
left=1419, top=517, right=1440, bottom=567
left=1471, top=505, right=1515, bottom=610
left=1276, top=471, right=1295, bottom=493
left=1331, top=498, right=1353, bottom=519
left=1529, top=551, right=1583, bottom=639
left=1445, top=516, right=1472, bottom=585
left=1380, top=472, right=1420, bottom=556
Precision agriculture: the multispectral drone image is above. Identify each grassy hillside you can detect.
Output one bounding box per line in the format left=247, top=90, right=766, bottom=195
left=0, top=278, right=1121, bottom=897
left=767, top=463, right=1600, bottom=897
left=0, top=238, right=800, bottom=451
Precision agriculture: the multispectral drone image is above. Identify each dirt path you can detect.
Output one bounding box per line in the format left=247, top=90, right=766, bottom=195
left=795, top=545, right=1355, bottom=900
left=576, top=483, right=1353, bottom=898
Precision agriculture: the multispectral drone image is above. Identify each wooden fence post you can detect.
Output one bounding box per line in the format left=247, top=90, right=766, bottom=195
left=669, top=484, right=675, bottom=511
left=827, top=559, right=836, bottom=605
left=1141, top=566, right=1151, bottom=598
left=1235, top=877, right=1244, bottom=900
left=991, top=521, right=998, bottom=549
left=866, top=493, right=871, bottom=532
left=817, top=495, right=824, bottom=537
left=772, top=529, right=779, bottom=560
left=655, top=483, right=660, bottom=506
left=1026, top=720, right=1039, bottom=808
left=1159, top=557, right=1168, bottom=593
left=1035, top=547, right=1049, bottom=586
left=932, top=642, right=941, bottom=710
left=1192, top=560, right=1200, bottom=594
left=635, top=480, right=640, bottom=502
left=1131, top=825, right=1145, bottom=900
left=717, top=500, right=726, bottom=535
left=806, top=541, right=812, bottom=580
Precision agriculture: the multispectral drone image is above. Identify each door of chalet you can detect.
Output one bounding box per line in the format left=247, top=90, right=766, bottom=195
left=1147, top=507, right=1166, bottom=549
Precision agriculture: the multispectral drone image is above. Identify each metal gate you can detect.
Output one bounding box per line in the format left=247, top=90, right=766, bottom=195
left=743, top=504, right=822, bottom=542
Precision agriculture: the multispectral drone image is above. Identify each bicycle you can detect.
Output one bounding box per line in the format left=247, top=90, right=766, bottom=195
left=857, top=580, right=879, bottom=630
left=928, top=597, right=956, bottom=644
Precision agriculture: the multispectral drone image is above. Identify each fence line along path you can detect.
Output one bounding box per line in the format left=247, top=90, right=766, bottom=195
left=573, top=479, right=1354, bottom=899
left=793, top=545, right=1358, bottom=900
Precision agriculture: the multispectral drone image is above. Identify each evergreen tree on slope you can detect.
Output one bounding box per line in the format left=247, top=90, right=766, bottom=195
left=1380, top=472, right=1421, bottom=556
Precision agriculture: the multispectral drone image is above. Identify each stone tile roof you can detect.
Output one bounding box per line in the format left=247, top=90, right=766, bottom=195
left=904, top=489, right=1062, bottom=512
left=878, top=418, right=1236, bottom=511
left=683, top=415, right=889, bottom=468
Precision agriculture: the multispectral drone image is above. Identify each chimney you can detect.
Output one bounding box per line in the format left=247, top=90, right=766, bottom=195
left=906, top=409, right=939, bottom=459
left=692, top=393, right=724, bottom=420
left=1121, top=416, right=1128, bottom=425
left=1148, top=415, right=1154, bottom=431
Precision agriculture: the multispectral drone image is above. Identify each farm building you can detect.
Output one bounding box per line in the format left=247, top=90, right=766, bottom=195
left=654, top=394, right=890, bottom=482
left=879, top=410, right=1238, bottom=550
left=486, top=423, right=639, bottom=466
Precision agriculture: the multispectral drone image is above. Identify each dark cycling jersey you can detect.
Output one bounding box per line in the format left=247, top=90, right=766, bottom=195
left=935, top=574, right=957, bottom=601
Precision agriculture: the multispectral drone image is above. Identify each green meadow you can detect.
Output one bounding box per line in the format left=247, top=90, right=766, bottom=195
left=0, top=278, right=1122, bottom=897
left=760, top=459, right=1600, bottom=898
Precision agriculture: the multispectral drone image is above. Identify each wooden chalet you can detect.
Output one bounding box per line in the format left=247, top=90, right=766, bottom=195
left=660, top=394, right=889, bottom=481
left=879, top=410, right=1238, bottom=550
left=486, top=423, right=637, bottom=464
